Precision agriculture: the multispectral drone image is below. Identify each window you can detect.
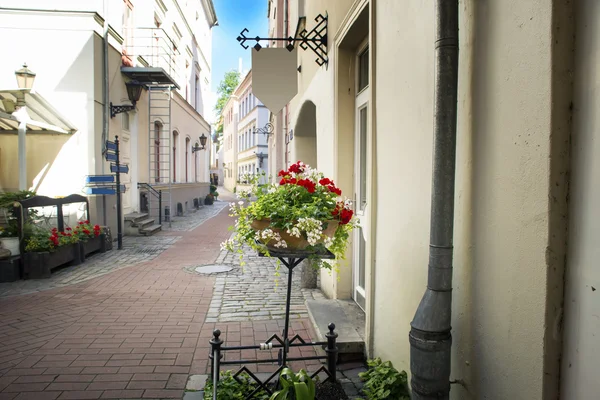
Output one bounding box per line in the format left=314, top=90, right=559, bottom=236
left=358, top=47, right=369, bottom=93
left=173, top=131, right=178, bottom=182
left=185, top=137, right=190, bottom=182
left=195, top=75, right=200, bottom=110
left=122, top=113, right=130, bottom=131
left=154, top=121, right=162, bottom=182
left=122, top=1, right=134, bottom=48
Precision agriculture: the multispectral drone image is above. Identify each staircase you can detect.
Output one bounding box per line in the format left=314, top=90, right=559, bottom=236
left=124, top=212, right=162, bottom=236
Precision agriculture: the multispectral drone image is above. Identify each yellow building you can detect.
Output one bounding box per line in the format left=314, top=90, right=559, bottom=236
left=264, top=0, right=597, bottom=398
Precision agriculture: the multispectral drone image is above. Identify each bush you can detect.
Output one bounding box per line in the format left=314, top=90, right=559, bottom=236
left=204, top=193, right=214, bottom=205
left=203, top=371, right=268, bottom=400
left=359, top=358, right=410, bottom=400
left=210, top=184, right=218, bottom=193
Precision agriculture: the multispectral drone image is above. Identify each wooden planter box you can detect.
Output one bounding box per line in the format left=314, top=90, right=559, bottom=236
left=23, top=244, right=81, bottom=279
left=79, top=234, right=107, bottom=262
left=0, top=256, right=21, bottom=282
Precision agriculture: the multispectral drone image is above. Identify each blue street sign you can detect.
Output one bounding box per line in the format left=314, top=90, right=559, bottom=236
left=85, top=175, right=115, bottom=184
left=110, top=164, right=129, bottom=174
left=84, top=185, right=126, bottom=195
left=106, top=141, right=117, bottom=151
left=105, top=152, right=117, bottom=162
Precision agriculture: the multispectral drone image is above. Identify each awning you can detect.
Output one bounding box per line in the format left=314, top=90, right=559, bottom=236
left=121, top=66, right=180, bottom=89
left=0, top=90, right=77, bottom=134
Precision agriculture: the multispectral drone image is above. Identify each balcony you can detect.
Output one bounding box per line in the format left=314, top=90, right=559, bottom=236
left=121, top=27, right=181, bottom=88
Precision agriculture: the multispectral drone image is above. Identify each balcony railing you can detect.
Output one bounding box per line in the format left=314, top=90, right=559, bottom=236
left=123, top=27, right=182, bottom=84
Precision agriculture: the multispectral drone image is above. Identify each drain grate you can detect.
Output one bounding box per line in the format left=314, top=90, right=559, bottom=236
left=192, top=264, right=233, bottom=274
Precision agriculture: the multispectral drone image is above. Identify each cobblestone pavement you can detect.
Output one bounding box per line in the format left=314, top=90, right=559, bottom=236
left=0, top=235, right=181, bottom=298
left=202, top=248, right=315, bottom=323
left=0, top=201, right=323, bottom=399
left=162, top=202, right=229, bottom=232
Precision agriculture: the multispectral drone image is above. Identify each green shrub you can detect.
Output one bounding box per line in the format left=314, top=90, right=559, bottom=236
left=210, top=184, right=218, bottom=193
left=203, top=371, right=268, bottom=400
left=269, top=368, right=315, bottom=400
left=359, top=358, right=410, bottom=400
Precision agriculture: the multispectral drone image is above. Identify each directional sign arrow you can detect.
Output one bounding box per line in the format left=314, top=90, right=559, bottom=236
left=110, top=164, right=129, bottom=174
left=106, top=141, right=117, bottom=151
left=105, top=152, right=117, bottom=162
left=85, top=175, right=115, bottom=184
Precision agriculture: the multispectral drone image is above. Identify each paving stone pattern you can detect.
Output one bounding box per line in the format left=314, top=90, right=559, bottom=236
left=206, top=247, right=316, bottom=323
left=0, top=201, right=324, bottom=399
left=162, top=201, right=229, bottom=232
left=0, top=235, right=181, bottom=298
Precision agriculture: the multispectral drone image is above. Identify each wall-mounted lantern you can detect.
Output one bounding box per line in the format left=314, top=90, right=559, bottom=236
left=15, top=63, right=36, bottom=90
left=110, top=80, right=144, bottom=118
left=192, top=133, right=208, bottom=152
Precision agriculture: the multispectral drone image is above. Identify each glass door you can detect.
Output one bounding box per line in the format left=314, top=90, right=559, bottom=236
left=353, top=42, right=369, bottom=310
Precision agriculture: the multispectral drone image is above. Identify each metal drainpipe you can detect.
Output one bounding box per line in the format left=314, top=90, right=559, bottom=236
left=409, top=1, right=459, bottom=399
left=284, top=0, right=289, bottom=168
left=101, top=0, right=109, bottom=226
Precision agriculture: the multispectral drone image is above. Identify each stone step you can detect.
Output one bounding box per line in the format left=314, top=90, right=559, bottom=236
left=124, top=212, right=149, bottom=222
left=132, top=217, right=155, bottom=228
left=140, top=224, right=162, bottom=236
left=306, top=299, right=366, bottom=363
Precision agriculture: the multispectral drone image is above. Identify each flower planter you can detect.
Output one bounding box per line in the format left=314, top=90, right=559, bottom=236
left=23, top=244, right=82, bottom=279
left=79, top=233, right=107, bottom=262
left=0, top=256, right=21, bottom=282
left=251, top=219, right=339, bottom=251
left=0, top=237, right=20, bottom=256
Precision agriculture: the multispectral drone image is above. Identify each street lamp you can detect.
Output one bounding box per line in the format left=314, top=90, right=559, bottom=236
left=15, top=63, right=36, bottom=91
left=14, top=63, right=36, bottom=191
left=192, top=134, right=208, bottom=152
left=110, top=80, right=144, bottom=118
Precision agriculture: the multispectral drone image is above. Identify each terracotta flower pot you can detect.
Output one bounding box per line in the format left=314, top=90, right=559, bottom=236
left=251, top=219, right=339, bottom=251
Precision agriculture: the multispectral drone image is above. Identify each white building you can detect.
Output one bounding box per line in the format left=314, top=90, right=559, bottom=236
left=0, top=0, right=217, bottom=234
left=233, top=70, right=269, bottom=185
left=222, top=94, right=239, bottom=191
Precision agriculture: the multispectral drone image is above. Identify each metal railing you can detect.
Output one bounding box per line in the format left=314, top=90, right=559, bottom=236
left=137, top=182, right=162, bottom=224
left=209, top=246, right=339, bottom=399
left=124, top=27, right=182, bottom=84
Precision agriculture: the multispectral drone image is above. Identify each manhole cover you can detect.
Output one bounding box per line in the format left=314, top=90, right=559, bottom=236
left=194, top=264, right=232, bottom=274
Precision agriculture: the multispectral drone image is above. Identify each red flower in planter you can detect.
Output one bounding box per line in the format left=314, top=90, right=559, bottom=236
left=340, top=208, right=354, bottom=225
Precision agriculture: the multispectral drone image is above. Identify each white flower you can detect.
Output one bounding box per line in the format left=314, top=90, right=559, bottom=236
left=238, top=201, right=244, bottom=205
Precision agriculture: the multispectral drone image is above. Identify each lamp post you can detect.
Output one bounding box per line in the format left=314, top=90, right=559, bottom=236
left=15, top=63, right=36, bottom=190
left=191, top=134, right=208, bottom=183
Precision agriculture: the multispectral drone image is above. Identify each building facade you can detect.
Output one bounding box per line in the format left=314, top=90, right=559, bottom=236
left=0, top=0, right=216, bottom=234
left=233, top=71, right=269, bottom=185
left=264, top=0, right=597, bottom=399
left=221, top=94, right=238, bottom=191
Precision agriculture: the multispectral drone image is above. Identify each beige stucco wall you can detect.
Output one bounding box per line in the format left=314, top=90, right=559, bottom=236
left=373, top=1, right=570, bottom=399
left=560, top=0, right=600, bottom=398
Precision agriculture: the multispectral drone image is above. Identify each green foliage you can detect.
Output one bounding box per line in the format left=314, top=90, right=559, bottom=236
left=210, top=185, right=218, bottom=193
left=0, top=190, right=37, bottom=236
left=222, top=162, right=358, bottom=272
left=269, top=368, right=316, bottom=400
left=359, top=358, right=410, bottom=400
left=215, top=70, right=241, bottom=135
left=203, top=371, right=269, bottom=400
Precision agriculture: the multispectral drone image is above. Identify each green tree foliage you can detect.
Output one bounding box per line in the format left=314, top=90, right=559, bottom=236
left=214, top=70, right=241, bottom=137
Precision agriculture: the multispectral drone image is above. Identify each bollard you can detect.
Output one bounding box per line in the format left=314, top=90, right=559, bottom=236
left=209, top=329, right=223, bottom=398
left=325, top=323, right=338, bottom=383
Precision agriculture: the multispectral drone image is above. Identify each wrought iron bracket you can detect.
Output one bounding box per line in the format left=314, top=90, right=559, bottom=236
left=237, top=13, right=328, bottom=66
left=252, top=122, right=274, bottom=136
left=110, top=102, right=135, bottom=118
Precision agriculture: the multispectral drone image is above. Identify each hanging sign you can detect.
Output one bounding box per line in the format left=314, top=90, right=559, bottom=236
left=252, top=48, right=298, bottom=114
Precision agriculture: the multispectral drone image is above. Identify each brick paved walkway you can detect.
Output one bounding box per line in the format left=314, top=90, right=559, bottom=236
left=0, top=196, right=322, bottom=399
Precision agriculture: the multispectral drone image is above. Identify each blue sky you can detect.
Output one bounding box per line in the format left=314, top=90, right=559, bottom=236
left=211, top=0, right=269, bottom=92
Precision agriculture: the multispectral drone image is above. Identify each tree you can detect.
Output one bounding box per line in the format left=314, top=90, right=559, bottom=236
left=214, top=70, right=241, bottom=137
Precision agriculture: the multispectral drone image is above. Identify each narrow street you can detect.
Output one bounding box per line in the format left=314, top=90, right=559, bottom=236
left=0, top=192, right=324, bottom=399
